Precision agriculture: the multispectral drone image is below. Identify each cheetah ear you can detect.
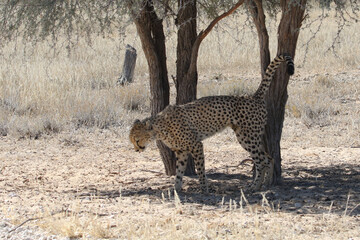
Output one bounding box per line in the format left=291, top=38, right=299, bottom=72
left=134, top=119, right=141, bottom=125
left=145, top=120, right=153, bottom=130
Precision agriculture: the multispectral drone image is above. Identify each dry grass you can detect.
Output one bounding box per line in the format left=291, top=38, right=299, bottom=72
left=22, top=199, right=360, bottom=239
left=0, top=9, right=359, bottom=139
left=0, top=7, right=360, bottom=240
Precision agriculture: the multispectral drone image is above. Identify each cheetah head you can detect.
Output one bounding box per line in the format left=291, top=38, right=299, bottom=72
left=129, top=119, right=153, bottom=152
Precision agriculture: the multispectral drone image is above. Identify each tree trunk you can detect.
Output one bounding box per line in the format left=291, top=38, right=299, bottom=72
left=264, top=0, right=307, bottom=184
left=247, top=0, right=270, bottom=78
left=118, top=44, right=137, bottom=85
left=175, top=0, right=198, bottom=175
left=247, top=0, right=306, bottom=185
left=176, top=0, right=198, bottom=104
left=132, top=0, right=176, bottom=176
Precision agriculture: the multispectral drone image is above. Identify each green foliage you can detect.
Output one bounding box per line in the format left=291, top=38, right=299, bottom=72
left=0, top=0, right=130, bottom=48
left=1, top=0, right=358, bottom=50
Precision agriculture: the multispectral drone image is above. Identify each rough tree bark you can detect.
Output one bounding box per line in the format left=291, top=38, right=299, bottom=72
left=176, top=0, right=198, bottom=105
left=131, top=0, right=176, bottom=175
left=248, top=0, right=306, bottom=184
left=175, top=0, right=198, bottom=175
left=265, top=0, right=307, bottom=185
left=247, top=0, right=270, bottom=78
left=247, top=0, right=306, bottom=185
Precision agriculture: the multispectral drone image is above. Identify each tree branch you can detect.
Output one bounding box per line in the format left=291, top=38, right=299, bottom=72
left=198, top=0, right=246, bottom=42
left=188, top=0, right=245, bottom=74
left=248, top=0, right=266, bottom=26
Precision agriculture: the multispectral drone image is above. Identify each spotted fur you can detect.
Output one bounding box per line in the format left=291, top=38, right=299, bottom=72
left=129, top=54, right=294, bottom=192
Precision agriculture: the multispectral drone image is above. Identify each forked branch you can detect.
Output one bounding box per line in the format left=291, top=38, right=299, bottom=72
left=198, top=0, right=246, bottom=42
left=188, top=0, right=245, bottom=74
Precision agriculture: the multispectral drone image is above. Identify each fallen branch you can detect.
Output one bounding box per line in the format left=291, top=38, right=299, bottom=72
left=8, top=209, right=70, bottom=234
left=8, top=208, right=110, bottom=234
left=8, top=217, right=40, bottom=233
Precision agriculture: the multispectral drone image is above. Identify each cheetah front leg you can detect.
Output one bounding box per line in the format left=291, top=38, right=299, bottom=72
left=190, top=142, right=209, bottom=193
left=174, top=150, right=188, bottom=192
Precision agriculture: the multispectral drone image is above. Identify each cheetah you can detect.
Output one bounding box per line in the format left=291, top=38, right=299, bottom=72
left=129, top=54, right=294, bottom=192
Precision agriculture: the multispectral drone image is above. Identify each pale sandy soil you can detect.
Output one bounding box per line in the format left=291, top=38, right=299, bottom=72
left=0, top=129, right=359, bottom=239
left=0, top=71, right=359, bottom=239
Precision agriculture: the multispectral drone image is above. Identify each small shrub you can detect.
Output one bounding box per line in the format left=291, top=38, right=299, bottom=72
left=287, top=77, right=341, bottom=128
left=121, top=85, right=149, bottom=111
left=198, top=79, right=253, bottom=98
left=286, top=104, right=302, bottom=118
left=314, top=74, right=335, bottom=88
left=302, top=103, right=340, bottom=127
left=72, top=107, right=119, bottom=129
left=7, top=116, right=62, bottom=139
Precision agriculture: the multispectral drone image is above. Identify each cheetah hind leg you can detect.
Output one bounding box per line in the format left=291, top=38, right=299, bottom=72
left=174, top=151, right=188, bottom=192
left=249, top=160, right=266, bottom=191
left=234, top=130, right=265, bottom=192
left=250, top=153, right=274, bottom=191
left=263, top=152, right=274, bottom=187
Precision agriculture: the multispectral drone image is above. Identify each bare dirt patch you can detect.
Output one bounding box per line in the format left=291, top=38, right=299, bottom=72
left=0, top=126, right=359, bottom=239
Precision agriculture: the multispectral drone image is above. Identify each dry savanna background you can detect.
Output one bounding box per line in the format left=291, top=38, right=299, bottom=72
left=0, top=6, right=359, bottom=240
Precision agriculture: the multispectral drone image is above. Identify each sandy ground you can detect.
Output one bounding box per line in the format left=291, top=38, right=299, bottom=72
left=0, top=124, right=359, bottom=239
left=1, top=127, right=359, bottom=214
left=0, top=71, right=359, bottom=239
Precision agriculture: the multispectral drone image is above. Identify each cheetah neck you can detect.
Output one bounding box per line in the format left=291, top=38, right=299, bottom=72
left=142, top=117, right=157, bottom=140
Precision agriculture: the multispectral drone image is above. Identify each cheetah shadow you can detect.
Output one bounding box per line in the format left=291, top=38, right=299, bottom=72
left=75, top=164, right=360, bottom=215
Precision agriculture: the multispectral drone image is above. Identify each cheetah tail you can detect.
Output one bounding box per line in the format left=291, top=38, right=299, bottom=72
left=282, top=54, right=295, bottom=76
left=254, top=54, right=294, bottom=99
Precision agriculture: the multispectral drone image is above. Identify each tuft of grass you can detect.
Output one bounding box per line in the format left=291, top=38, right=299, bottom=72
left=286, top=74, right=343, bottom=128
left=121, top=86, right=149, bottom=111
left=37, top=213, right=116, bottom=239
left=6, top=115, right=61, bottom=139
left=198, top=78, right=254, bottom=98
left=314, top=74, right=335, bottom=88
left=25, top=196, right=360, bottom=239
left=41, top=214, right=84, bottom=239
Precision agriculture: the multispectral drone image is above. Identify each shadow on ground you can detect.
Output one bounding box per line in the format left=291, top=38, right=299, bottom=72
left=76, top=163, right=360, bottom=215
